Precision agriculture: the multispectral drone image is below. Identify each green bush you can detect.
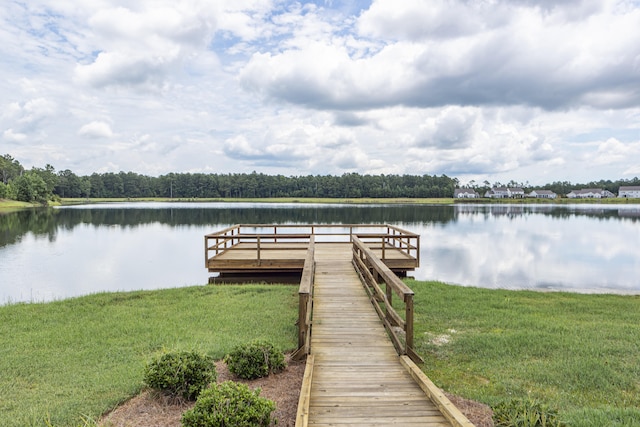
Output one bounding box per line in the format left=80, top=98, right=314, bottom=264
left=224, top=340, right=286, bottom=380
left=181, top=381, right=276, bottom=427
left=143, top=350, right=216, bottom=400
left=493, top=398, right=564, bottom=427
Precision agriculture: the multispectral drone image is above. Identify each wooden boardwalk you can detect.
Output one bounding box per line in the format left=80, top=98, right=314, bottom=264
left=204, top=225, right=472, bottom=426
left=305, top=243, right=454, bottom=426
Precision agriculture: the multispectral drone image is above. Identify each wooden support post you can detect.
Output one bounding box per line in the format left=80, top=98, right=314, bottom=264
left=298, top=293, right=308, bottom=349
left=386, top=281, right=393, bottom=323
left=405, top=294, right=414, bottom=353
left=257, top=236, right=261, bottom=265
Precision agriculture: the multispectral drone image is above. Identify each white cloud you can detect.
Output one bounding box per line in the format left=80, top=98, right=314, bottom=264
left=240, top=0, right=640, bottom=111
left=9, top=98, right=57, bottom=125
left=414, top=107, right=478, bottom=149
left=3, top=129, right=28, bottom=142
left=0, top=0, right=638, bottom=184
left=357, top=0, right=495, bottom=40
left=75, top=3, right=217, bottom=90
left=77, top=121, right=114, bottom=139
left=593, top=138, right=640, bottom=165
left=224, top=135, right=264, bottom=158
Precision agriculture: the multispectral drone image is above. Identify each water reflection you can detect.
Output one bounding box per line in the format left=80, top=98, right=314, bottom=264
left=1, top=203, right=638, bottom=303
left=415, top=204, right=640, bottom=293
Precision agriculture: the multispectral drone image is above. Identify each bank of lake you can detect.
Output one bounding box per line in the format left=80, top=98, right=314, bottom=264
left=3, top=196, right=640, bottom=209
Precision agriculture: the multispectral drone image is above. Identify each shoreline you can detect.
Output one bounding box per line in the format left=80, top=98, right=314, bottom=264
left=3, top=196, right=640, bottom=209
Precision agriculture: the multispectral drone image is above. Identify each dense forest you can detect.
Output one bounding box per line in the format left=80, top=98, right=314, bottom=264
left=1, top=154, right=638, bottom=204
left=0, top=154, right=456, bottom=203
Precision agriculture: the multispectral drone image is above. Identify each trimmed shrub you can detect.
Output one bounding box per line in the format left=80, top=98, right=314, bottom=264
left=224, top=340, right=286, bottom=380
left=181, top=381, right=276, bottom=427
left=143, top=350, right=216, bottom=400
left=493, top=398, right=564, bottom=427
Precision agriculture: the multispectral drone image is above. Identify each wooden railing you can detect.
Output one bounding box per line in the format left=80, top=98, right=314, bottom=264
left=204, top=225, right=311, bottom=268
left=205, top=224, right=419, bottom=267
left=352, top=235, right=423, bottom=364
left=355, top=228, right=420, bottom=267
left=292, top=236, right=315, bottom=360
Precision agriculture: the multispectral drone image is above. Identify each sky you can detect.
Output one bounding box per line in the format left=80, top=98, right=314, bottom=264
left=1, top=0, right=639, bottom=186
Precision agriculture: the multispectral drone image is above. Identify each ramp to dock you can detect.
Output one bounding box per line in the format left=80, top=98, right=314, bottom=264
left=304, top=243, right=456, bottom=426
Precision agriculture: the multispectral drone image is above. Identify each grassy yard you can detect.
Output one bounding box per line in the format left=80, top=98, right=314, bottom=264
left=408, top=280, right=640, bottom=426
left=0, top=199, right=37, bottom=209
left=0, top=285, right=298, bottom=427
left=3, top=281, right=640, bottom=426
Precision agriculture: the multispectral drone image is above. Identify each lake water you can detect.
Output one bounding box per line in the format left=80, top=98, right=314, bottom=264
left=1, top=202, right=639, bottom=303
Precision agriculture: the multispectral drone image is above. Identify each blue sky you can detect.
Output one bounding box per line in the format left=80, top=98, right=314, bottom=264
left=1, top=0, right=639, bottom=185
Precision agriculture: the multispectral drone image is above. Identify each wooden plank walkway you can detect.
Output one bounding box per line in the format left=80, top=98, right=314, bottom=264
left=308, top=243, right=452, bottom=426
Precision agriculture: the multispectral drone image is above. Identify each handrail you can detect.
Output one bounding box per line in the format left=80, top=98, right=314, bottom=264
left=204, top=232, right=312, bottom=268
left=205, top=224, right=419, bottom=269
left=294, top=354, right=314, bottom=427
left=351, top=235, right=423, bottom=364
left=292, top=236, right=315, bottom=360
left=205, top=223, right=419, bottom=238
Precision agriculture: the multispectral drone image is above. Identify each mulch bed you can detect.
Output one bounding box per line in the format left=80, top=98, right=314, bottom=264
left=100, top=356, right=493, bottom=426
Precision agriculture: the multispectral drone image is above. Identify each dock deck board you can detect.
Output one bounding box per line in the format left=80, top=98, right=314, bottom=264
left=307, top=243, right=452, bottom=426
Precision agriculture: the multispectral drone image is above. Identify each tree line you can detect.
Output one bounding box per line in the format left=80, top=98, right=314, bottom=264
left=2, top=153, right=638, bottom=204
left=0, top=154, right=456, bottom=203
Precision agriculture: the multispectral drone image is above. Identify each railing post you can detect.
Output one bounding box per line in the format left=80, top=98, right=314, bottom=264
left=294, top=236, right=315, bottom=360
left=298, top=293, right=308, bottom=349
left=257, top=236, right=261, bottom=265
left=204, top=236, right=209, bottom=268
left=405, top=294, right=414, bottom=353
left=385, top=282, right=393, bottom=323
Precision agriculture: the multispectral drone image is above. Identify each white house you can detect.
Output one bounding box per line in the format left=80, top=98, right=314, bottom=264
left=529, top=190, right=557, bottom=199
left=566, top=188, right=616, bottom=198
left=454, top=188, right=480, bottom=198
left=618, top=186, right=640, bottom=198
left=485, top=187, right=525, bottom=198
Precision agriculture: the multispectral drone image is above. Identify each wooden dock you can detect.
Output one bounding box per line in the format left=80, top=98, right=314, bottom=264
left=204, top=225, right=473, bottom=426
left=304, top=243, right=457, bottom=426
left=204, top=224, right=419, bottom=276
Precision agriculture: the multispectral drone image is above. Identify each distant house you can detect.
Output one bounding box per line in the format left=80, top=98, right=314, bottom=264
left=528, top=190, right=557, bottom=199
left=566, top=188, right=616, bottom=199
left=485, top=187, right=525, bottom=198
left=618, top=186, right=640, bottom=198
left=454, top=188, right=480, bottom=198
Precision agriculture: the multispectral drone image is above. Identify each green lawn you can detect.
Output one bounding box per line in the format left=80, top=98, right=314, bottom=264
left=0, top=199, right=37, bottom=209
left=0, top=285, right=298, bottom=427
left=3, top=281, right=640, bottom=426
left=409, top=281, right=640, bottom=426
